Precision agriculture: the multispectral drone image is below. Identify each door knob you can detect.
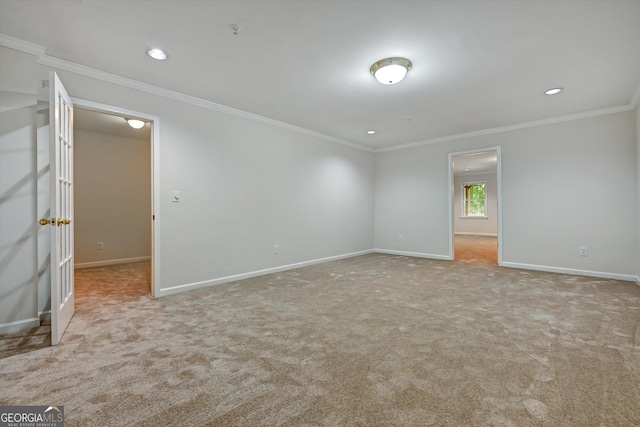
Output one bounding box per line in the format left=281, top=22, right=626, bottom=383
left=39, top=218, right=70, bottom=226
left=55, top=218, right=71, bottom=226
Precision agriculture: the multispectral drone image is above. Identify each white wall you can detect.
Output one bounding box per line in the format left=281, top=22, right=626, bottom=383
left=453, top=172, right=498, bottom=236
left=376, top=111, right=639, bottom=279
left=1, top=44, right=374, bottom=330
left=0, top=47, right=40, bottom=333
left=636, top=104, right=640, bottom=283
left=2, top=41, right=639, bottom=333
left=35, top=51, right=374, bottom=297
left=74, top=129, right=151, bottom=267
left=36, top=106, right=50, bottom=320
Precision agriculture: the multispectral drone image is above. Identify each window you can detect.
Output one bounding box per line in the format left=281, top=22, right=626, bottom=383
left=462, top=181, right=487, bottom=217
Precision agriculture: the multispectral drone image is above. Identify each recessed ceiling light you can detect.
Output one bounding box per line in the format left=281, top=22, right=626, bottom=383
left=464, top=168, right=470, bottom=171
left=366, top=130, right=376, bottom=135
left=544, top=87, right=563, bottom=95
left=127, top=119, right=145, bottom=129
left=370, top=57, right=412, bottom=85
left=147, top=48, right=167, bottom=60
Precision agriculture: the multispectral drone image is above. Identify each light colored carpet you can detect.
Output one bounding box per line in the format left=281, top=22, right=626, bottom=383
left=1, top=255, right=640, bottom=426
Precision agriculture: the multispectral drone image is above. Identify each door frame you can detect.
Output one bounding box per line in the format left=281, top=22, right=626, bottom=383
left=72, top=98, right=161, bottom=297
left=447, top=146, right=503, bottom=265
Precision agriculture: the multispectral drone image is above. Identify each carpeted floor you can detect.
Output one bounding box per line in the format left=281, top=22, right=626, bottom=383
left=1, top=254, right=639, bottom=426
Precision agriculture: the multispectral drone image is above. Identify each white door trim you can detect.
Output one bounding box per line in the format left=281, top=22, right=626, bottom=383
left=448, top=146, right=503, bottom=265
left=72, top=98, right=161, bottom=297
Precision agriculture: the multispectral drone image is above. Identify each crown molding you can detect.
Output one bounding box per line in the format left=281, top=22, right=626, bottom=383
left=375, top=104, right=635, bottom=153
left=0, top=34, right=45, bottom=56
left=0, top=33, right=371, bottom=153
left=37, top=54, right=372, bottom=153
left=1, top=33, right=636, bottom=154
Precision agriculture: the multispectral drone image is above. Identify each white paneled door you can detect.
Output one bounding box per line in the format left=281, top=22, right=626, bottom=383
left=49, top=72, right=74, bottom=345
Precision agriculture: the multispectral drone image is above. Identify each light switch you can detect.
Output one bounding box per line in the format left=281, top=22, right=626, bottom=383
left=172, top=191, right=181, bottom=203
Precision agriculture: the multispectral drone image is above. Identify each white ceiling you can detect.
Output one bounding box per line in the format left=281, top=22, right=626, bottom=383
left=452, top=151, right=497, bottom=175
left=74, top=108, right=151, bottom=140
left=1, top=0, right=639, bottom=150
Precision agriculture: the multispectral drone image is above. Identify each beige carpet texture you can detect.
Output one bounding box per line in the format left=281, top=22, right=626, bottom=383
left=1, top=253, right=640, bottom=426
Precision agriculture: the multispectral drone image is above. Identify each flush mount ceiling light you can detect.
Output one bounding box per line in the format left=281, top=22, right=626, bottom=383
left=544, top=87, right=563, bottom=95
left=366, top=130, right=376, bottom=135
left=127, top=119, right=145, bottom=129
left=147, top=48, right=167, bottom=60
left=370, top=57, right=412, bottom=85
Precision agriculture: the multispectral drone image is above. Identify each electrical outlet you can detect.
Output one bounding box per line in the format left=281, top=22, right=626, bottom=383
left=398, top=234, right=404, bottom=242
left=273, top=244, right=279, bottom=254
left=579, top=246, right=588, bottom=257
left=97, top=242, right=104, bottom=250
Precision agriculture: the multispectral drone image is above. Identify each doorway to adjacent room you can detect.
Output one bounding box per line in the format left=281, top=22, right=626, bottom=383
left=448, top=147, right=502, bottom=265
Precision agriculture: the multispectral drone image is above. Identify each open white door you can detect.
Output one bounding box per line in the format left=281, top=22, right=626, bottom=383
left=48, top=72, right=74, bottom=345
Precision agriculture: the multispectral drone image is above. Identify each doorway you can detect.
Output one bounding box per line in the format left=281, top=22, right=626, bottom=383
left=71, top=99, right=159, bottom=297
left=448, top=147, right=502, bottom=265
left=73, top=107, right=152, bottom=295
left=26, top=95, right=159, bottom=351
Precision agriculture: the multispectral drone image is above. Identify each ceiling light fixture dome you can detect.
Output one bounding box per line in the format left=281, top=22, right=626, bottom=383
left=127, top=119, right=145, bottom=129
left=147, top=48, right=167, bottom=60
left=370, top=57, right=412, bottom=85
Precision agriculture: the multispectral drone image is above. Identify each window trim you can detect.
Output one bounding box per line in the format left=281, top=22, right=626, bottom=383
left=460, top=180, right=488, bottom=219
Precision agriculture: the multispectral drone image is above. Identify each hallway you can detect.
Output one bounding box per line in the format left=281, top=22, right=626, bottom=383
left=454, top=235, right=498, bottom=264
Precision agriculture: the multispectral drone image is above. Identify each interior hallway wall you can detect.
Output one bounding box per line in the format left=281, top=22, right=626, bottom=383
left=375, top=111, right=638, bottom=279
left=0, top=47, right=39, bottom=332
left=74, top=128, right=151, bottom=267
left=38, top=65, right=375, bottom=296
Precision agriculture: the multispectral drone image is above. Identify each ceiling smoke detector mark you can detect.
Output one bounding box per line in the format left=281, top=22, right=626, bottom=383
left=231, top=24, right=240, bottom=36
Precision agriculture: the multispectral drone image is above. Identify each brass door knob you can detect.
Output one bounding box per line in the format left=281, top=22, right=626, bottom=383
left=40, top=218, right=71, bottom=226
left=55, top=217, right=71, bottom=226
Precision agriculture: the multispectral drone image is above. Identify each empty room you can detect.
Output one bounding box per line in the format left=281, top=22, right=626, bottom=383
left=1, top=1, right=639, bottom=426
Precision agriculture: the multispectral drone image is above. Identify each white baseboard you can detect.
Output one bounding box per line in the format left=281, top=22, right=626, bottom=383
left=39, top=310, right=51, bottom=322
left=75, top=256, right=151, bottom=269
left=158, top=250, right=375, bottom=297
left=374, top=248, right=451, bottom=261
left=0, top=317, right=40, bottom=335
left=454, top=232, right=498, bottom=237
left=635, top=276, right=640, bottom=287
left=501, top=261, right=638, bottom=283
